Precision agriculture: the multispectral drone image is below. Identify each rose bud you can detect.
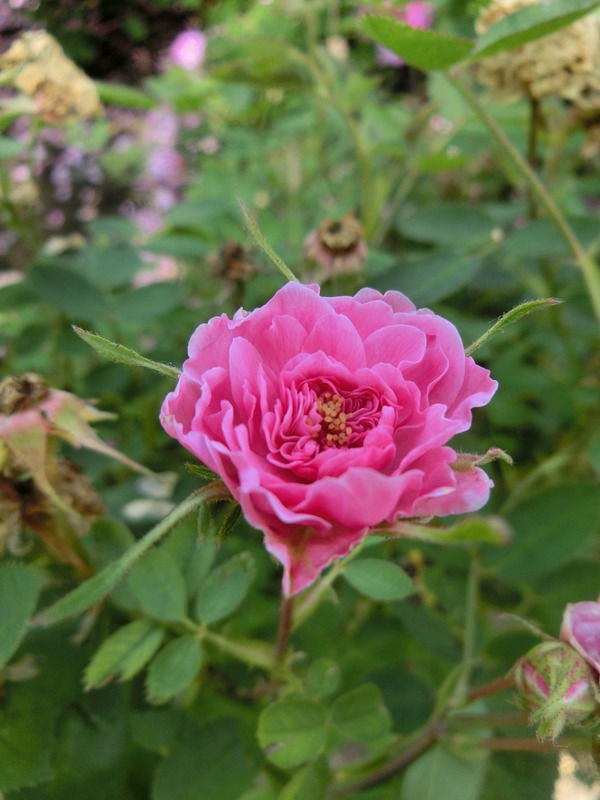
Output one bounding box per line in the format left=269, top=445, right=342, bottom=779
left=514, top=641, right=599, bottom=741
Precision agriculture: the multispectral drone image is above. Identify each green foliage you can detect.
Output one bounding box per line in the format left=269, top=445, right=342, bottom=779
left=84, top=619, right=165, bottom=688
left=342, top=559, right=415, bottom=602
left=258, top=695, right=327, bottom=769
left=146, top=636, right=203, bottom=703
left=359, top=16, right=474, bottom=70
left=194, top=552, right=256, bottom=625
left=128, top=549, right=187, bottom=622
left=401, top=745, right=488, bottom=800
left=0, top=563, right=41, bottom=669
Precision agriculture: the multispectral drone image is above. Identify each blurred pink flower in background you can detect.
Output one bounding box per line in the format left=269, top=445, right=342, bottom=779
left=560, top=599, right=600, bottom=675
left=133, top=254, right=184, bottom=288
left=376, top=2, right=435, bottom=67
left=168, top=30, right=207, bottom=71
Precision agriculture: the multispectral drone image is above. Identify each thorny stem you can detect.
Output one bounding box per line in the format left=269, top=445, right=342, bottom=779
left=275, top=595, right=294, bottom=663
left=447, top=71, right=600, bottom=323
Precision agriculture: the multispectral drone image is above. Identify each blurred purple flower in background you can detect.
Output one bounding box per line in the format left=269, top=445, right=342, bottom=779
left=168, top=30, right=207, bottom=71
left=376, top=2, right=435, bottom=67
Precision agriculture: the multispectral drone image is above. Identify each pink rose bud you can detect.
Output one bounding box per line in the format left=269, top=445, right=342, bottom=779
left=560, top=600, right=600, bottom=675
left=168, top=30, right=207, bottom=71
left=514, top=641, right=599, bottom=741
left=160, top=283, right=497, bottom=596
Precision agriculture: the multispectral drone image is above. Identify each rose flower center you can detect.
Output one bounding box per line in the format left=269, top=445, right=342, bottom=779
left=315, top=392, right=354, bottom=446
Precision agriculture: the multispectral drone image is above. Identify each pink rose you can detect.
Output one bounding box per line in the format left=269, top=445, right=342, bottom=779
left=160, top=283, right=497, bottom=595
left=560, top=600, right=600, bottom=675
left=376, top=2, right=435, bottom=67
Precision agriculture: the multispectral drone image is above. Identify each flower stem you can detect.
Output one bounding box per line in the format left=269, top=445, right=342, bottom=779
left=453, top=551, right=480, bottom=705
left=467, top=675, right=515, bottom=703
left=275, top=595, right=294, bottom=663
left=446, top=71, right=600, bottom=323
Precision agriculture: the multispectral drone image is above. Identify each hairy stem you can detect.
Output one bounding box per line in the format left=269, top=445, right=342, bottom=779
left=275, top=595, right=294, bottom=663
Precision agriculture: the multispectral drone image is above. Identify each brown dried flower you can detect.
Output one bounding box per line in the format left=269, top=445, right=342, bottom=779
left=304, top=212, right=367, bottom=278
left=0, top=31, right=102, bottom=122
left=211, top=241, right=257, bottom=283
left=475, top=0, right=600, bottom=104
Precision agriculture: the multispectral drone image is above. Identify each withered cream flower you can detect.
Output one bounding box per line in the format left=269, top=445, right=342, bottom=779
left=0, top=31, right=102, bottom=122
left=475, top=0, right=600, bottom=104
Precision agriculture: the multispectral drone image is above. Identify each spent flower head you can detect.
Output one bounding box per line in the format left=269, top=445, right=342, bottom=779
left=304, top=212, right=367, bottom=278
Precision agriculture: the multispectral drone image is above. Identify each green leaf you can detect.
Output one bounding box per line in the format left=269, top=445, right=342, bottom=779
left=359, top=15, right=474, bottom=70
left=95, top=80, right=156, bottom=108
left=399, top=205, right=495, bottom=247
left=401, top=744, right=488, bottom=800
left=472, top=0, right=600, bottom=61
left=146, top=636, right=203, bottom=704
left=28, top=262, right=109, bottom=323
left=330, top=684, right=392, bottom=743
left=166, top=197, right=236, bottom=230
left=160, top=516, right=219, bottom=596
left=239, top=200, right=298, bottom=282
left=152, top=720, right=253, bottom=800
left=279, top=756, right=328, bottom=800
left=465, top=299, right=561, bottom=356
left=0, top=563, right=42, bottom=669
left=376, top=253, right=483, bottom=306
left=40, top=486, right=228, bottom=625
left=144, top=233, right=210, bottom=260
left=342, top=559, right=414, bottom=602
left=112, top=281, right=185, bottom=322
left=128, top=549, right=187, bottom=622
left=479, top=751, right=557, bottom=800
left=489, top=485, right=600, bottom=582
left=73, top=326, right=180, bottom=379
left=306, top=658, right=341, bottom=700
left=194, top=552, right=256, bottom=625
left=84, top=619, right=164, bottom=689
left=258, top=695, right=327, bottom=769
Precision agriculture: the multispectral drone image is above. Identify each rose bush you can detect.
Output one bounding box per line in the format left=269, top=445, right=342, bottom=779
left=161, top=282, right=497, bottom=595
